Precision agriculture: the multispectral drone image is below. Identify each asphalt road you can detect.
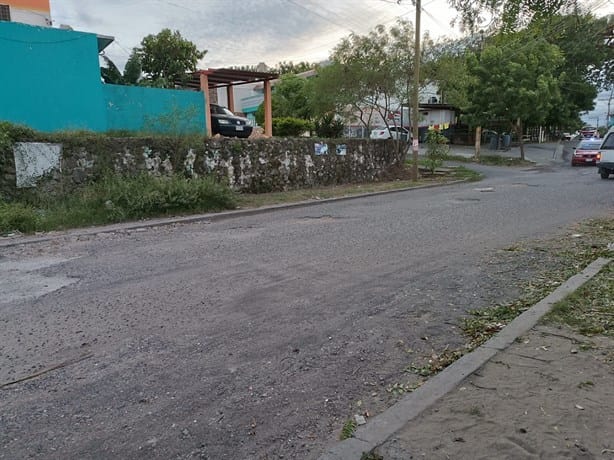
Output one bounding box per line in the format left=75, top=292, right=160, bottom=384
left=1, top=152, right=612, bottom=459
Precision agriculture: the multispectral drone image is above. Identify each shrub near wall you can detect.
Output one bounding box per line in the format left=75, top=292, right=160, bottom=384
left=1, top=133, right=404, bottom=198
left=0, top=122, right=38, bottom=200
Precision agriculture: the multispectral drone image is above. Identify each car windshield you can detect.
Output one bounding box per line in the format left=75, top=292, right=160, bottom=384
left=578, top=141, right=601, bottom=150
left=602, top=134, right=614, bottom=149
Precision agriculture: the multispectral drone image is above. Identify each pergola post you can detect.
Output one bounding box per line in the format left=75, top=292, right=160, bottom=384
left=264, top=79, right=273, bottom=137
left=200, top=72, right=212, bottom=137
left=226, top=86, right=235, bottom=112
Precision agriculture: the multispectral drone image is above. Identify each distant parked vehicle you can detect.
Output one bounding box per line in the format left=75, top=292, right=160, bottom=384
left=597, top=126, right=614, bottom=179
left=571, top=139, right=601, bottom=166
left=370, top=126, right=410, bottom=140
left=210, top=103, right=253, bottom=138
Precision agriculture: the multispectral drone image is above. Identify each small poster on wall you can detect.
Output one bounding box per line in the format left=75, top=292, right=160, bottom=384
left=335, top=144, right=347, bottom=156
left=314, top=142, right=329, bottom=155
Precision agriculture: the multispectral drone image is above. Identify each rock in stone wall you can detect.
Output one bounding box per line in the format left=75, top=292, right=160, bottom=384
left=1, top=136, right=405, bottom=197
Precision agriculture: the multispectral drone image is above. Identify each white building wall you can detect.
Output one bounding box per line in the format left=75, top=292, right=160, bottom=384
left=9, top=7, right=51, bottom=26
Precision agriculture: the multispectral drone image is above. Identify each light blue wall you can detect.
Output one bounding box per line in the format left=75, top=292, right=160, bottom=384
left=103, top=85, right=206, bottom=134
left=0, top=22, right=106, bottom=131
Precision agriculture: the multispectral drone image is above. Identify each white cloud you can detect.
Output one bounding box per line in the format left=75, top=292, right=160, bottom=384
left=48, top=0, right=463, bottom=69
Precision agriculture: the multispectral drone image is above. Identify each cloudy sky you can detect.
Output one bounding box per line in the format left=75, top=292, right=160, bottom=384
left=47, top=0, right=471, bottom=70
left=48, top=0, right=612, bottom=124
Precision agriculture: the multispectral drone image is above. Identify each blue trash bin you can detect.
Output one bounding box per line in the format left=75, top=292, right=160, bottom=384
left=489, top=133, right=498, bottom=150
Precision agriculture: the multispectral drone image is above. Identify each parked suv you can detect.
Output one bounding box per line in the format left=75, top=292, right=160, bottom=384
left=597, top=126, right=614, bottom=179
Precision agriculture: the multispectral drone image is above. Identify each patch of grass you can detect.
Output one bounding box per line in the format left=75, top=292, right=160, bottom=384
left=386, top=381, right=423, bottom=396
left=2, top=174, right=236, bottom=233
left=544, top=263, right=613, bottom=337
left=0, top=201, right=40, bottom=234
left=340, top=419, right=357, bottom=440
left=406, top=348, right=466, bottom=377
left=462, top=217, right=614, bottom=347
left=444, top=153, right=533, bottom=167
left=445, top=154, right=475, bottom=163
left=577, top=380, right=594, bottom=389
left=361, top=452, right=384, bottom=460
left=450, top=165, right=482, bottom=182
left=477, top=155, right=534, bottom=166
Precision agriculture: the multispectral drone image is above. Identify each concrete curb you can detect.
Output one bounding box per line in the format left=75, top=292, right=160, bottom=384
left=318, top=257, right=612, bottom=460
left=0, top=180, right=466, bottom=249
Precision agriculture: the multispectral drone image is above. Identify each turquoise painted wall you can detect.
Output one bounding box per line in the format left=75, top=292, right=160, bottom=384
left=103, top=85, right=206, bottom=134
left=0, top=22, right=106, bottom=131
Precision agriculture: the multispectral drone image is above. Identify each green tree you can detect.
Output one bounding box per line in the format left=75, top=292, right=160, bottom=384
left=423, top=49, right=471, bottom=109
left=275, top=61, right=315, bottom=75
left=136, top=29, right=206, bottom=88
left=123, top=49, right=142, bottom=85
left=101, top=55, right=123, bottom=84
left=311, top=20, right=426, bottom=136
left=448, top=0, right=579, bottom=32
left=537, top=13, right=611, bottom=128
left=465, top=31, right=563, bottom=159
left=254, top=74, right=313, bottom=125
left=272, top=74, right=313, bottom=119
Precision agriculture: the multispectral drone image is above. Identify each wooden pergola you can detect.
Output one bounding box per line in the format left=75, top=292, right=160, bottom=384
left=181, top=68, right=279, bottom=137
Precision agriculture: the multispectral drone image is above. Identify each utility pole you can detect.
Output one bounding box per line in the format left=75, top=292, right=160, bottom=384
left=411, top=0, right=421, bottom=181
left=608, top=86, right=613, bottom=128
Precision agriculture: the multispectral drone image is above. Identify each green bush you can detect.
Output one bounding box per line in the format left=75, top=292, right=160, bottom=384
left=272, top=117, right=313, bottom=137
left=2, top=174, right=237, bottom=233
left=0, top=201, right=40, bottom=234
left=0, top=121, right=37, bottom=155
left=314, top=113, right=345, bottom=138
left=0, top=121, right=37, bottom=141
left=424, top=129, right=450, bottom=174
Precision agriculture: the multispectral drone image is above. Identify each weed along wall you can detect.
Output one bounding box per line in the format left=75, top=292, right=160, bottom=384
left=1, top=136, right=404, bottom=198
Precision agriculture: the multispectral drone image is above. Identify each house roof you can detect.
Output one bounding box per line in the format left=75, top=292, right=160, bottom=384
left=180, top=68, right=279, bottom=90
left=96, top=34, right=114, bottom=52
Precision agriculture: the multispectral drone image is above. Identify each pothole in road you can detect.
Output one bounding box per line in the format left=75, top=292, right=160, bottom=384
left=0, top=257, right=79, bottom=306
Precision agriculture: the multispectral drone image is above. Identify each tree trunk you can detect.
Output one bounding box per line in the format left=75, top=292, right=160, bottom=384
left=517, top=118, right=525, bottom=161
left=475, top=126, right=481, bottom=161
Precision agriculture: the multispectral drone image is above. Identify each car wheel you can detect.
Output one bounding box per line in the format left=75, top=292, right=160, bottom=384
left=599, top=169, right=609, bottom=179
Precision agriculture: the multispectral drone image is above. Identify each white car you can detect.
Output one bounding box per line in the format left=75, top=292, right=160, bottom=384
left=370, top=126, right=410, bottom=140
left=597, top=126, right=614, bottom=179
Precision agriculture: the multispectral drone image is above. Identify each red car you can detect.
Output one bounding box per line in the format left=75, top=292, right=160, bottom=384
left=579, top=126, right=599, bottom=139
left=571, top=139, right=601, bottom=166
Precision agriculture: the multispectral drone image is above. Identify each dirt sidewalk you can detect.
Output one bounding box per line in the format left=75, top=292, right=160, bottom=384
left=377, top=324, right=614, bottom=459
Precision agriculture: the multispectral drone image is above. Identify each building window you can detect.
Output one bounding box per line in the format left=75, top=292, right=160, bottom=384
left=0, top=4, right=10, bottom=21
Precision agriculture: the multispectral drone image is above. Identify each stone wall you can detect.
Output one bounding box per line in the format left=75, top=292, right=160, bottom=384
left=1, top=136, right=405, bottom=198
